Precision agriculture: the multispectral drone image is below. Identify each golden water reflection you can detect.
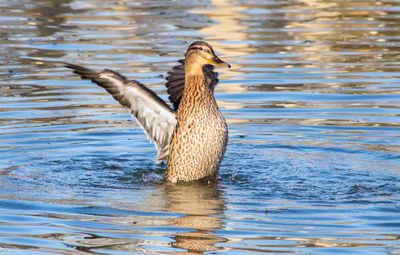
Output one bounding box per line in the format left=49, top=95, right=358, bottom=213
left=163, top=183, right=228, bottom=254
left=1, top=0, right=400, bottom=254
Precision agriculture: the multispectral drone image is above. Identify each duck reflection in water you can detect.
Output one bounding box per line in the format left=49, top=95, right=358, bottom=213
left=65, top=41, right=231, bottom=183
left=162, top=183, right=228, bottom=253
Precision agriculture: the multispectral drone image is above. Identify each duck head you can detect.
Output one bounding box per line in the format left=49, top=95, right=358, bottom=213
left=184, top=41, right=230, bottom=75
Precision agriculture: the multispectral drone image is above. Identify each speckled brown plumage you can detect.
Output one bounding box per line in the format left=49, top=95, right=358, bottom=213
left=165, top=74, right=228, bottom=182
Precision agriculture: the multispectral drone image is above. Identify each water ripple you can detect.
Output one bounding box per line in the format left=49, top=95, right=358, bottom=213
left=0, top=0, right=399, bottom=254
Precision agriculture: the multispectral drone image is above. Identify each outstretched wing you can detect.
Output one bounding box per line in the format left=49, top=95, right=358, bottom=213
left=65, top=63, right=176, bottom=163
left=165, top=59, right=219, bottom=110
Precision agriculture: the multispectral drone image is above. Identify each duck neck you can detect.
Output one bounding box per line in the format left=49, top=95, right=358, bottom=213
left=178, top=70, right=215, bottom=115
left=184, top=55, right=204, bottom=76
left=183, top=73, right=209, bottom=98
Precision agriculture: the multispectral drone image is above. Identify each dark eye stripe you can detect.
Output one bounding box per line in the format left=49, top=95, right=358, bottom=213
left=190, top=46, right=211, bottom=53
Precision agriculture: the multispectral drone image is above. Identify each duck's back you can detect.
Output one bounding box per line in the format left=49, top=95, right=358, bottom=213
left=165, top=75, right=228, bottom=183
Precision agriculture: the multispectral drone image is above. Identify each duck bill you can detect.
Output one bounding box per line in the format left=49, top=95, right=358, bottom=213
left=208, top=56, right=231, bottom=68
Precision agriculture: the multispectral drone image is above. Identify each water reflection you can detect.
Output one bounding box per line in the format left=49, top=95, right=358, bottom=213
left=1, top=0, right=400, bottom=254
left=162, top=183, right=227, bottom=253
left=22, top=0, right=74, bottom=38
left=1, top=0, right=76, bottom=62
left=49, top=183, right=228, bottom=254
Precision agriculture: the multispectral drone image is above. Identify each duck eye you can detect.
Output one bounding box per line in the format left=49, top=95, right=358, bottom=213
left=190, top=46, right=203, bottom=51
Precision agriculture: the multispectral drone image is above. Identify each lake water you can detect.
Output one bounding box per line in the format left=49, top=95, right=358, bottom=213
left=1, top=0, right=399, bottom=254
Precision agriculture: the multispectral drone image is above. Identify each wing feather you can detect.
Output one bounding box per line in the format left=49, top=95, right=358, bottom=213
left=65, top=63, right=176, bottom=163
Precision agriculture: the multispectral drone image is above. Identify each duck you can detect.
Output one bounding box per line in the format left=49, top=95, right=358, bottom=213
left=65, top=41, right=231, bottom=183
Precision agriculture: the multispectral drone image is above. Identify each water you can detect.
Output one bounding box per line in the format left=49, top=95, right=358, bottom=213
left=1, top=0, right=399, bottom=254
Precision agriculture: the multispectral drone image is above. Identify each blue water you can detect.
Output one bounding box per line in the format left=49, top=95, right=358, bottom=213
left=0, top=0, right=399, bottom=254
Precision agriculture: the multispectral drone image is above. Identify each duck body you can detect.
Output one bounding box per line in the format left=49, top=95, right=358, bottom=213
left=166, top=74, right=228, bottom=182
left=65, top=41, right=230, bottom=183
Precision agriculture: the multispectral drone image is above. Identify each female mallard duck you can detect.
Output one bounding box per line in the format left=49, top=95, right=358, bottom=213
left=65, top=41, right=230, bottom=183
